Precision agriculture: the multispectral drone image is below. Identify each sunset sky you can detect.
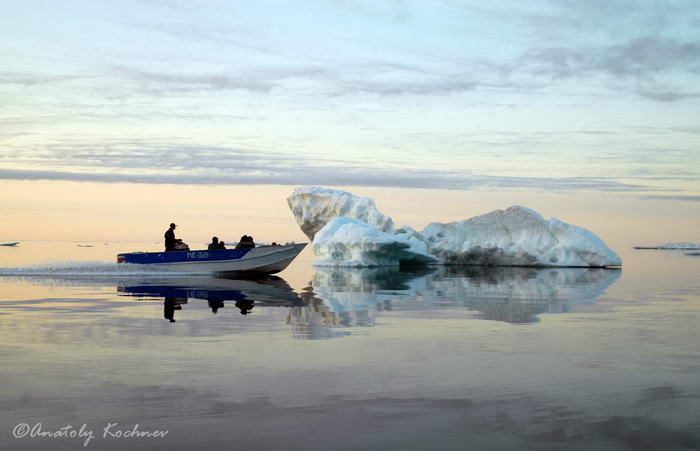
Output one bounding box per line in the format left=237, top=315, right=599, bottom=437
left=1, top=0, right=699, bottom=244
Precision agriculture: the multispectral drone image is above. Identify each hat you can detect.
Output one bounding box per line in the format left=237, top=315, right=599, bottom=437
left=170, top=223, right=177, bottom=228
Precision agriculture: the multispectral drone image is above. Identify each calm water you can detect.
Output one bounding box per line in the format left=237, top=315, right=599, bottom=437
left=0, top=242, right=699, bottom=450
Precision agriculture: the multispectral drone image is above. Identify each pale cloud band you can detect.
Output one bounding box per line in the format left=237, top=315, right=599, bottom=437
left=0, top=166, right=667, bottom=196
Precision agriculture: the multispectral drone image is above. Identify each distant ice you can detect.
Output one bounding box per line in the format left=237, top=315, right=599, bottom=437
left=634, top=242, right=700, bottom=250
left=289, top=186, right=621, bottom=268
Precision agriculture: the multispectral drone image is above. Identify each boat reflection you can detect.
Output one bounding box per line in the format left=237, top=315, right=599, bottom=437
left=118, top=275, right=302, bottom=322
left=288, top=266, right=621, bottom=338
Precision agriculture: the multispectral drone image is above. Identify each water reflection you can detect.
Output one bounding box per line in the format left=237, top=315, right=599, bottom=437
left=4, top=264, right=620, bottom=336
left=289, top=266, right=621, bottom=338
left=118, top=276, right=302, bottom=321
left=114, top=266, right=620, bottom=334
left=428, top=266, right=621, bottom=323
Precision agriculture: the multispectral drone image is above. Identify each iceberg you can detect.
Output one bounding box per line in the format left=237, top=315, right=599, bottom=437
left=422, top=206, right=621, bottom=267
left=287, top=186, right=395, bottom=240
left=288, top=187, right=621, bottom=268
left=313, top=217, right=438, bottom=267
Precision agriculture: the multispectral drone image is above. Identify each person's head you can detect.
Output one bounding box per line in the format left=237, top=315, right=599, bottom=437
left=211, top=236, right=219, bottom=243
left=170, top=223, right=177, bottom=230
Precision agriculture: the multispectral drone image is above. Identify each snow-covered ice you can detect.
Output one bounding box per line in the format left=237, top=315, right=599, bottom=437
left=313, top=217, right=438, bottom=267
left=287, top=187, right=395, bottom=240
left=422, top=206, right=622, bottom=267
left=288, top=187, right=621, bottom=268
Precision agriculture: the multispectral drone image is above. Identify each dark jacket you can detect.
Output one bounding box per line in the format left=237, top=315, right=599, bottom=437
left=164, top=228, right=176, bottom=251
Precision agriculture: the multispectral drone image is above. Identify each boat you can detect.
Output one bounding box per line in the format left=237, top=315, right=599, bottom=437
left=0, top=242, right=19, bottom=247
left=117, top=243, right=307, bottom=275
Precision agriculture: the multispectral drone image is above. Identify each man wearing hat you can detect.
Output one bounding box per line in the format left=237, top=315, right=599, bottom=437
left=164, top=222, right=178, bottom=252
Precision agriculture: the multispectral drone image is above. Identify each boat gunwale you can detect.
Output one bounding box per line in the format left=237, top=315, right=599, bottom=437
left=117, top=243, right=303, bottom=257
left=130, top=246, right=305, bottom=266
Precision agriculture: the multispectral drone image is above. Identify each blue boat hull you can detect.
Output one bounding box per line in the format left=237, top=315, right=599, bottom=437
left=117, top=243, right=307, bottom=274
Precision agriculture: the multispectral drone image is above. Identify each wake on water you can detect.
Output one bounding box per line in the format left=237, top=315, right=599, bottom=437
left=0, top=261, right=189, bottom=277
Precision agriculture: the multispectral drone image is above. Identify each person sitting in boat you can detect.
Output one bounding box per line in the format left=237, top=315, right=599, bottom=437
left=218, top=240, right=226, bottom=250
left=164, top=223, right=189, bottom=251
left=208, top=236, right=221, bottom=250
left=164, top=223, right=178, bottom=252
left=235, top=235, right=255, bottom=249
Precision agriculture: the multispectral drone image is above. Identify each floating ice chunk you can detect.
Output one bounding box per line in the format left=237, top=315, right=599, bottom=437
left=313, top=217, right=438, bottom=267
left=422, top=206, right=621, bottom=267
left=287, top=187, right=621, bottom=268
left=287, top=186, right=395, bottom=240
left=657, top=242, right=700, bottom=249
left=547, top=218, right=622, bottom=267
left=634, top=242, right=700, bottom=250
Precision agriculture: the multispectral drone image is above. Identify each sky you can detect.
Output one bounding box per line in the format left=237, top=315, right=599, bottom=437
left=1, top=0, right=699, bottom=244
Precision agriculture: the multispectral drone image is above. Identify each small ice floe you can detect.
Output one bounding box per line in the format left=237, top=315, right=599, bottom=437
left=634, top=242, right=700, bottom=250
left=288, top=186, right=621, bottom=268
left=685, top=251, right=700, bottom=256
left=77, top=244, right=94, bottom=247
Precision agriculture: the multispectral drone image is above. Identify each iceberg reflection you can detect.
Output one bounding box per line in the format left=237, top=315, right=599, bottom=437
left=288, top=266, right=621, bottom=338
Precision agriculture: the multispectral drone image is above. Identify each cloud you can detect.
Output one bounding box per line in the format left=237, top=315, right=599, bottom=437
left=512, top=37, right=700, bottom=99
left=109, top=65, right=331, bottom=95
left=639, top=194, right=700, bottom=202
left=0, top=138, right=686, bottom=194
left=564, top=38, right=699, bottom=79
left=330, top=78, right=477, bottom=96
left=634, top=89, right=700, bottom=102
left=6, top=1, right=698, bottom=104
left=94, top=36, right=700, bottom=101
left=0, top=72, right=93, bottom=87
left=0, top=165, right=664, bottom=194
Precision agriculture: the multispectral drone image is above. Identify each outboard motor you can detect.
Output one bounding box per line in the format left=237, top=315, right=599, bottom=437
left=174, top=241, right=190, bottom=251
